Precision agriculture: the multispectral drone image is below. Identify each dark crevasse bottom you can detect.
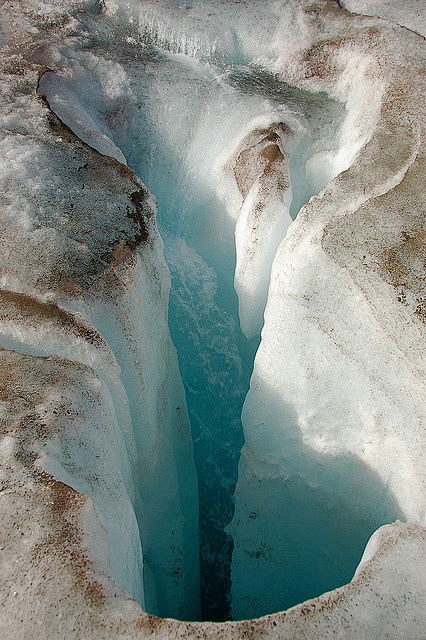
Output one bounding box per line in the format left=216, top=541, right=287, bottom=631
left=159, top=225, right=259, bottom=621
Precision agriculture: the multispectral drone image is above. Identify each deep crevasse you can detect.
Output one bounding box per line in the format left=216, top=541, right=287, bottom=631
left=33, top=0, right=425, bottom=623
left=39, top=21, right=348, bottom=620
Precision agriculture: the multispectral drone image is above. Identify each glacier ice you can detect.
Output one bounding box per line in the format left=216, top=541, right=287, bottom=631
left=231, top=123, right=293, bottom=338
left=0, top=0, right=425, bottom=636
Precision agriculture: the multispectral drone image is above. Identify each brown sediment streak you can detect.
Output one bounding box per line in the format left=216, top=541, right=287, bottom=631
left=0, top=289, right=107, bottom=348
left=229, top=123, right=291, bottom=200
left=127, top=189, right=154, bottom=247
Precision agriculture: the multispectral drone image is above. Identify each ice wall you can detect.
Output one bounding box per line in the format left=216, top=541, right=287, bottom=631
left=37, top=1, right=354, bottom=617
left=0, top=24, right=199, bottom=619
left=229, top=2, right=425, bottom=620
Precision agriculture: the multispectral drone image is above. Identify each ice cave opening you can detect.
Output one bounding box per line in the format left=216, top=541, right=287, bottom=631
left=38, top=7, right=403, bottom=623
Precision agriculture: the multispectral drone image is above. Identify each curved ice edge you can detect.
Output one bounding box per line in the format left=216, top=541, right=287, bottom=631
left=340, top=1, right=426, bottom=39
left=9, top=473, right=424, bottom=639
left=2, top=383, right=424, bottom=637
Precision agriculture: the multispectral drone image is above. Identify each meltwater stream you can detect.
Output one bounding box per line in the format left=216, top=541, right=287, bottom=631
left=38, top=5, right=401, bottom=622
left=123, top=79, right=259, bottom=619
left=118, top=60, right=265, bottom=620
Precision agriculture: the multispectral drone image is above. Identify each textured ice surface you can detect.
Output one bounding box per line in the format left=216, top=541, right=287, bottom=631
left=0, top=7, right=199, bottom=619
left=36, top=2, right=355, bottom=617
left=228, top=1, right=425, bottom=620
left=342, top=0, right=426, bottom=37
left=4, top=352, right=426, bottom=637
left=231, top=124, right=293, bottom=337
left=0, top=0, right=425, bottom=635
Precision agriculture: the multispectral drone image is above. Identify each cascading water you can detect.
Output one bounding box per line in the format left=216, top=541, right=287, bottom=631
left=37, top=0, right=404, bottom=623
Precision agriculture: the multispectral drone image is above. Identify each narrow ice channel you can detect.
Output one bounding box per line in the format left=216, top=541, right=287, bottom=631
left=37, top=2, right=402, bottom=622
